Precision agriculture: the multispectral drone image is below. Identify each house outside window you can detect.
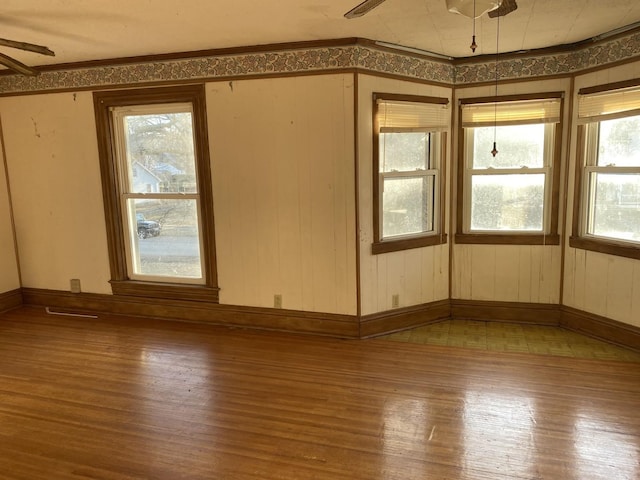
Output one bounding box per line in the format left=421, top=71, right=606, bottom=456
left=571, top=82, right=640, bottom=259
left=373, top=93, right=449, bottom=254
left=457, top=93, right=563, bottom=245
left=94, top=85, right=218, bottom=301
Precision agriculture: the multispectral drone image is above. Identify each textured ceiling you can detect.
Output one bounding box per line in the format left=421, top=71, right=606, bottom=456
left=1, top=0, right=640, bottom=70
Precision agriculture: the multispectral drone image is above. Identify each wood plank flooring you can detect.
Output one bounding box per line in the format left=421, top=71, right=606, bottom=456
left=1, top=306, right=639, bottom=479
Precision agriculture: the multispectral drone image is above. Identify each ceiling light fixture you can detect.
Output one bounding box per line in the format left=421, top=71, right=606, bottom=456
left=446, top=0, right=501, bottom=54
left=446, top=0, right=501, bottom=19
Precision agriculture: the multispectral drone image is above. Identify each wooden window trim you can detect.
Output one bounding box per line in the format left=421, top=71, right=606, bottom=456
left=93, top=85, right=219, bottom=302
left=372, top=93, right=449, bottom=255
left=570, top=123, right=640, bottom=260
left=455, top=92, right=564, bottom=246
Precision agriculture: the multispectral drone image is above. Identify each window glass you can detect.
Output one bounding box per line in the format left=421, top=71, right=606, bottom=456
left=472, top=124, right=545, bottom=169
left=380, top=132, right=429, bottom=171
left=470, top=173, right=545, bottom=231
left=115, top=104, right=205, bottom=284
left=586, top=171, right=640, bottom=242
left=127, top=198, right=202, bottom=278
left=382, top=176, right=433, bottom=237
left=379, top=131, right=437, bottom=239
left=597, top=117, right=640, bottom=167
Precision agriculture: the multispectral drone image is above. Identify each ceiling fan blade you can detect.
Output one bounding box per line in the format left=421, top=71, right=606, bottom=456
left=0, top=52, right=38, bottom=75
left=0, top=37, right=55, bottom=56
left=344, top=0, right=387, bottom=19
left=488, top=0, right=518, bottom=18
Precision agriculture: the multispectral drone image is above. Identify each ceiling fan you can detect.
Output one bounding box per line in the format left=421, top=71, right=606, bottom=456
left=0, top=37, right=54, bottom=76
left=344, top=0, right=517, bottom=19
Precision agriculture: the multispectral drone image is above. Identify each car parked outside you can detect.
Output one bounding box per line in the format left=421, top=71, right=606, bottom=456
left=136, top=213, right=161, bottom=239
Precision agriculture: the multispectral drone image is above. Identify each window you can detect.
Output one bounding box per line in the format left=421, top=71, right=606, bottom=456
left=457, top=94, right=563, bottom=245
left=94, top=85, right=218, bottom=301
left=373, top=93, right=449, bottom=254
left=571, top=81, right=640, bottom=259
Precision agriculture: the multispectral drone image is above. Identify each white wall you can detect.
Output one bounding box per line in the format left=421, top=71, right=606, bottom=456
left=563, top=60, right=640, bottom=328
left=0, top=63, right=638, bottom=329
left=0, top=77, right=358, bottom=315
left=0, top=92, right=112, bottom=294
left=451, top=78, right=571, bottom=304
left=0, top=128, right=20, bottom=293
left=357, top=75, right=451, bottom=316
left=208, top=74, right=358, bottom=315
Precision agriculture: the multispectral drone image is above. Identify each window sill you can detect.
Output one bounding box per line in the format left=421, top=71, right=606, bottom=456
left=455, top=233, right=560, bottom=245
left=372, top=234, right=447, bottom=255
left=569, top=236, right=640, bottom=260
left=110, top=280, right=220, bottom=303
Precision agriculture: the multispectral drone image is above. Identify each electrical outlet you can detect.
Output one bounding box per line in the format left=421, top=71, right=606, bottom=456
left=392, top=294, right=400, bottom=308
left=70, top=278, right=82, bottom=294
left=274, top=294, right=282, bottom=309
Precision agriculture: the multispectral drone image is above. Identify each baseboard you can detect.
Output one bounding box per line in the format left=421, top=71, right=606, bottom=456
left=451, top=299, right=561, bottom=325
left=15, top=288, right=640, bottom=350
left=359, top=300, right=450, bottom=338
left=0, top=289, right=22, bottom=313
left=561, top=306, right=640, bottom=352
left=21, top=288, right=359, bottom=338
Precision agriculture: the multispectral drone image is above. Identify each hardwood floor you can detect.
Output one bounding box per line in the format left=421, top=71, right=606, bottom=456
left=1, top=306, right=639, bottom=480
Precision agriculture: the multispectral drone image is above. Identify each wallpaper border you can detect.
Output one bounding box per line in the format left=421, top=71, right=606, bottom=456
left=0, top=30, right=638, bottom=94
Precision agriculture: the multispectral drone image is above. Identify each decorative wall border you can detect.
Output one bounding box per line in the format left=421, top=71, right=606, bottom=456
left=1, top=29, right=638, bottom=95
left=455, top=30, right=640, bottom=84
left=0, top=43, right=454, bottom=95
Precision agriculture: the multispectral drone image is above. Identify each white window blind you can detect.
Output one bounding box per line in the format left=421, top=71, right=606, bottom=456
left=461, top=98, right=561, bottom=127
left=378, top=99, right=449, bottom=132
left=578, top=86, right=640, bottom=123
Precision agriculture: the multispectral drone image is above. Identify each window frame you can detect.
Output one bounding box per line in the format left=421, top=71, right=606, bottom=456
left=456, top=92, right=564, bottom=245
left=94, top=85, right=219, bottom=301
left=372, top=92, right=449, bottom=255
left=570, top=79, right=640, bottom=260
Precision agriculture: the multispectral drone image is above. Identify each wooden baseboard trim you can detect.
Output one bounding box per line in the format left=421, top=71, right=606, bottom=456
left=21, top=288, right=359, bottom=338
left=561, top=306, right=640, bottom=352
left=0, top=289, right=22, bottom=313
left=359, top=300, right=450, bottom=338
left=451, top=299, right=561, bottom=325
left=14, top=288, right=640, bottom=349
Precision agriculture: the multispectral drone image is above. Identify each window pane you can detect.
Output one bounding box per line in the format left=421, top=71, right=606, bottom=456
left=471, top=174, right=545, bottom=231
left=382, top=176, right=434, bottom=238
left=472, top=124, right=545, bottom=169
left=588, top=173, right=640, bottom=241
left=598, top=116, right=640, bottom=167
left=124, top=112, right=198, bottom=193
left=380, top=132, right=429, bottom=172
left=128, top=199, right=202, bottom=279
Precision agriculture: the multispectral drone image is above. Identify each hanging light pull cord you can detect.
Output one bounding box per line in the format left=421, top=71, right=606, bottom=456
left=470, top=0, right=477, bottom=52
left=491, top=15, right=500, bottom=157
